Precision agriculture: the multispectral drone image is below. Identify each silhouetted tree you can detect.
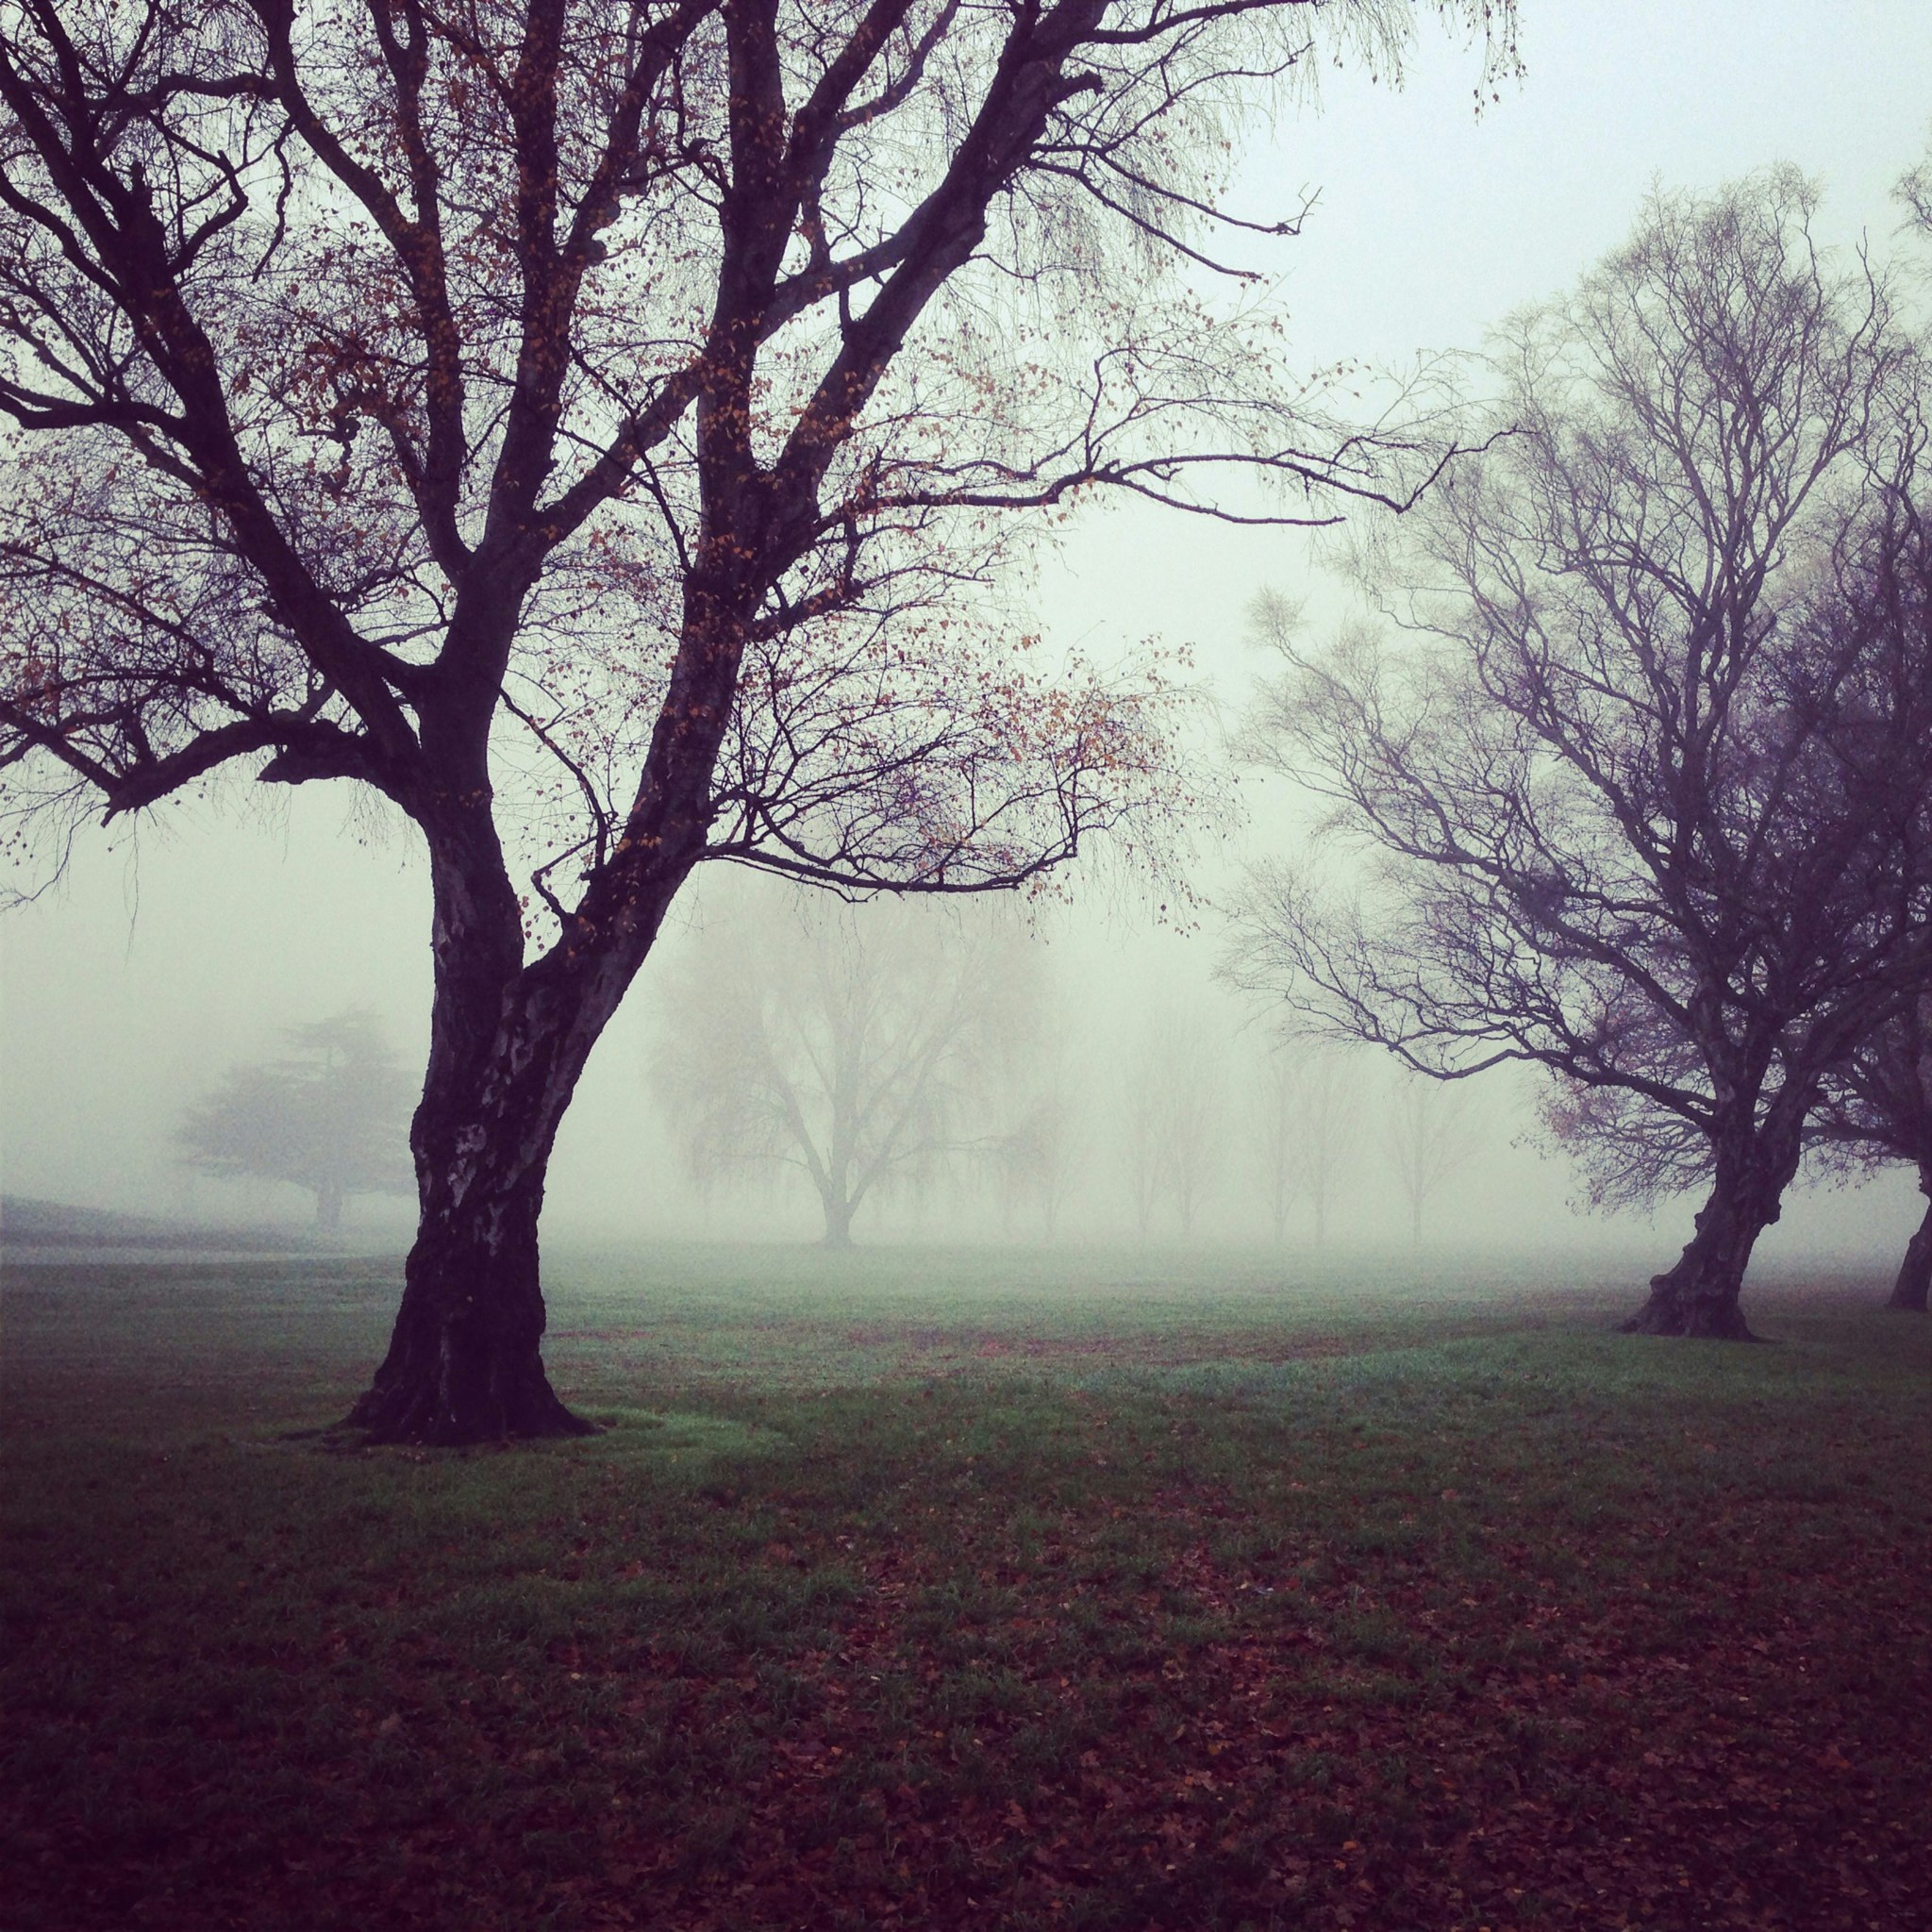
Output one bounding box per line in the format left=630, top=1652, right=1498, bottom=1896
left=0, top=0, right=1513, bottom=1438
left=1229, top=172, right=1932, bottom=1338
left=177, top=1011, right=413, bottom=1229
left=1813, top=1002, right=1932, bottom=1314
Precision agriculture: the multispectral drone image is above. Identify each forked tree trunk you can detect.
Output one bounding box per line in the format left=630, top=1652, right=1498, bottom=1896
left=344, top=974, right=603, bottom=1442
left=1888, top=1180, right=1932, bottom=1312
left=345, top=824, right=678, bottom=1444
left=1622, top=1110, right=1805, bottom=1340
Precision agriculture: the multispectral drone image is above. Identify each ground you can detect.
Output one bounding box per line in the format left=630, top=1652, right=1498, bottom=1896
left=3, top=1242, right=1928, bottom=1930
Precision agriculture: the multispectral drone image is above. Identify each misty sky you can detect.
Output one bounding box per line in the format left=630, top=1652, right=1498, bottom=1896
left=5, top=0, right=1929, bottom=1259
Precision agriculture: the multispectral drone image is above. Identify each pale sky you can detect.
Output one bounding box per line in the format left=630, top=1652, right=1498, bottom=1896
left=5, top=2, right=1929, bottom=1253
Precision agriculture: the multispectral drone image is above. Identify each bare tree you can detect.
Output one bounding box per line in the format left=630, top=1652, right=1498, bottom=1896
left=1900, top=137, right=1932, bottom=241
left=1382, top=1067, right=1475, bottom=1245
left=651, top=888, right=1000, bottom=1245
left=1229, top=172, right=1932, bottom=1338
left=1811, top=998, right=1932, bottom=1312
left=1118, top=997, right=1225, bottom=1237
left=1253, top=1044, right=1306, bottom=1244
left=0, top=1, right=1516, bottom=1438
left=978, top=959, right=1082, bottom=1242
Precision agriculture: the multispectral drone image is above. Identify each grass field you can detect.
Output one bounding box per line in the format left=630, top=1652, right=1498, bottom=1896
left=4, top=1243, right=1929, bottom=1931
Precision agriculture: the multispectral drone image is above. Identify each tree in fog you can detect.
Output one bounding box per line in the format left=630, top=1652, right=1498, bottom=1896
left=1811, top=1001, right=1932, bottom=1313
left=1259, top=1051, right=1367, bottom=1243
left=0, top=2, right=1515, bottom=1441
left=1248, top=1042, right=1362, bottom=1247
left=1808, top=147, right=1932, bottom=1316
left=1383, top=1069, right=1476, bottom=1245
left=1901, top=140, right=1932, bottom=240
left=652, top=892, right=1011, bottom=1247
left=1254, top=1046, right=1306, bottom=1244
left=177, top=1012, right=413, bottom=1230
left=978, top=964, right=1081, bottom=1243
left=1119, top=1000, right=1226, bottom=1238
left=1229, top=172, right=1932, bottom=1337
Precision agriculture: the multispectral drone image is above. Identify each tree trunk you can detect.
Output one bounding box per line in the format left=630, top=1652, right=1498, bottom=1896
left=821, top=1192, right=857, bottom=1248
left=315, top=1177, right=344, bottom=1232
left=346, top=1145, right=590, bottom=1443
left=344, top=819, right=676, bottom=1444
left=1887, top=1181, right=1932, bottom=1312
left=1622, top=1115, right=1802, bottom=1340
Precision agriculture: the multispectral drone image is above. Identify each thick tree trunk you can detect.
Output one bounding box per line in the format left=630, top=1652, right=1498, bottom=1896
left=1623, top=1112, right=1804, bottom=1340
left=346, top=1151, right=590, bottom=1442
left=1887, top=1182, right=1932, bottom=1312
left=344, top=816, right=678, bottom=1444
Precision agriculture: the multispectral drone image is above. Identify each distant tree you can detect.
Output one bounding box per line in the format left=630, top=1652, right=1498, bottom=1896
left=1810, top=999, right=1932, bottom=1312
left=1241, top=1037, right=1363, bottom=1248
left=1119, top=1000, right=1225, bottom=1238
left=1254, top=1046, right=1307, bottom=1245
left=652, top=891, right=1006, bottom=1247
left=177, top=1011, right=414, bottom=1230
left=1383, top=1069, right=1477, bottom=1245
left=1120, top=1051, right=1165, bottom=1243
left=1228, top=172, right=1932, bottom=1338
left=1300, top=1049, right=1366, bottom=1249
left=978, top=964, right=1082, bottom=1243
left=1900, top=137, right=1932, bottom=238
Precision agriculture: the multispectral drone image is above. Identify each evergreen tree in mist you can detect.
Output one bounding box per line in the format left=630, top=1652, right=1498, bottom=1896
left=177, top=1012, right=414, bottom=1231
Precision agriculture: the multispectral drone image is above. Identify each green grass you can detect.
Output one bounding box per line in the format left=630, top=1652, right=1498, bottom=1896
left=4, top=1243, right=1929, bottom=1930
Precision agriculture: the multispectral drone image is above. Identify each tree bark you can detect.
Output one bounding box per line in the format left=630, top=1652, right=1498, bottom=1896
left=1622, top=1113, right=1804, bottom=1340
left=1887, top=1180, right=1932, bottom=1312
left=344, top=816, right=678, bottom=1443
left=343, top=970, right=601, bottom=1442
left=346, top=1147, right=590, bottom=1443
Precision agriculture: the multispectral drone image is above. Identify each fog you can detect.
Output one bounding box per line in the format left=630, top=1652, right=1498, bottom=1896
left=6, top=0, right=1930, bottom=1277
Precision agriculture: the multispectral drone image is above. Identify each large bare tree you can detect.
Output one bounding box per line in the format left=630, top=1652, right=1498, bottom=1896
left=0, top=0, right=1512, bottom=1438
left=1229, top=172, right=1932, bottom=1338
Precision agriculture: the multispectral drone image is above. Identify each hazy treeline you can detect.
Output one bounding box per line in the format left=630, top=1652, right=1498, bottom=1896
left=645, top=876, right=1484, bottom=1250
